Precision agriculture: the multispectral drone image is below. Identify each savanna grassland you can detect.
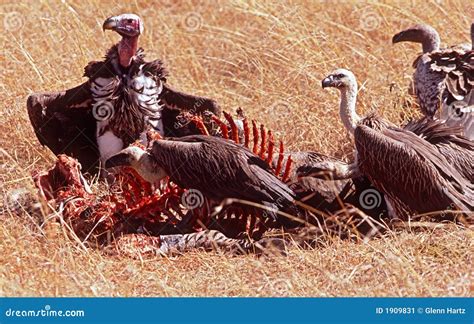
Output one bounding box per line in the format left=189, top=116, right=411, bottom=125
left=0, top=0, right=472, bottom=296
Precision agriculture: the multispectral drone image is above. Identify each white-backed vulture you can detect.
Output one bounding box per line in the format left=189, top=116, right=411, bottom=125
left=392, top=24, right=473, bottom=139
left=299, top=69, right=473, bottom=220
left=105, top=135, right=300, bottom=227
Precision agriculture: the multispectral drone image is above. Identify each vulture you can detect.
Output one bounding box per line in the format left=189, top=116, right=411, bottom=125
left=27, top=14, right=220, bottom=174
left=299, top=69, right=473, bottom=219
left=392, top=24, right=473, bottom=140
left=273, top=151, right=388, bottom=219
left=105, top=135, right=300, bottom=227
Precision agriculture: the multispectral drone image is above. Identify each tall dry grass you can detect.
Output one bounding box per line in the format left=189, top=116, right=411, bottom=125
left=0, top=0, right=473, bottom=296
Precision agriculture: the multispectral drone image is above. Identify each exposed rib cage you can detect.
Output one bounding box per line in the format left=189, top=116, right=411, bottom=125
left=170, top=110, right=295, bottom=238
left=31, top=110, right=295, bottom=244
left=183, top=110, right=293, bottom=182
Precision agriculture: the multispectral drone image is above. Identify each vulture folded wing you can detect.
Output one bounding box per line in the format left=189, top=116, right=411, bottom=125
left=27, top=82, right=99, bottom=173
left=245, top=155, right=296, bottom=208
left=429, top=50, right=473, bottom=104
left=404, top=117, right=474, bottom=182
left=150, top=136, right=296, bottom=214
left=355, top=125, right=473, bottom=215
left=160, top=84, right=221, bottom=115
left=161, top=85, right=221, bottom=137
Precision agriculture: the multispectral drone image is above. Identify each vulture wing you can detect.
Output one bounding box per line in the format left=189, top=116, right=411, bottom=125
left=412, top=49, right=472, bottom=117
left=429, top=50, right=473, bottom=105
left=404, top=117, right=474, bottom=182
left=27, top=82, right=99, bottom=174
left=161, top=85, right=221, bottom=137
left=150, top=135, right=296, bottom=212
left=355, top=125, right=474, bottom=216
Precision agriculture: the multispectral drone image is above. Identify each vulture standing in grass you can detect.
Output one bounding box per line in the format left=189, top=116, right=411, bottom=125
left=298, top=69, right=474, bottom=219
left=27, top=14, right=220, bottom=174
left=392, top=23, right=473, bottom=140
left=105, top=135, right=300, bottom=227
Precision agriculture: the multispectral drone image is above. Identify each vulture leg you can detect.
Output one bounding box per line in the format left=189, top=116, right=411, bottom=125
left=26, top=82, right=99, bottom=174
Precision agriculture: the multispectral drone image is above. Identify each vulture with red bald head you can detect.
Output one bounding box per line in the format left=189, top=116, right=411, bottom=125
left=27, top=14, right=220, bottom=174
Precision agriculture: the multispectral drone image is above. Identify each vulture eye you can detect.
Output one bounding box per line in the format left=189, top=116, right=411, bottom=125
left=336, top=74, right=345, bottom=78
left=127, top=19, right=133, bottom=23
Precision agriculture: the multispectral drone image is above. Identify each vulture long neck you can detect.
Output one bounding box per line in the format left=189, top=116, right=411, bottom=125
left=421, top=28, right=440, bottom=53
left=339, top=81, right=361, bottom=135
left=118, top=36, right=139, bottom=68
left=471, top=22, right=474, bottom=49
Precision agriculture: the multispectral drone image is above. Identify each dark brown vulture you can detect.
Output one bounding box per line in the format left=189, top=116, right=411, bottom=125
left=299, top=69, right=473, bottom=220
left=105, top=135, right=300, bottom=227
left=392, top=24, right=473, bottom=140
left=27, top=14, right=220, bottom=174
left=278, top=151, right=390, bottom=228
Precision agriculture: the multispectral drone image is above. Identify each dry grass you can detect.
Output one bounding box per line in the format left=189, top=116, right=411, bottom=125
left=0, top=0, right=473, bottom=296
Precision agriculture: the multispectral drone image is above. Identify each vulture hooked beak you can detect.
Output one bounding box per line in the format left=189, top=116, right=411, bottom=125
left=102, top=17, right=118, bottom=32
left=105, top=152, right=132, bottom=169
left=391, top=30, right=408, bottom=44
left=321, top=75, right=335, bottom=88
left=102, top=14, right=143, bottom=37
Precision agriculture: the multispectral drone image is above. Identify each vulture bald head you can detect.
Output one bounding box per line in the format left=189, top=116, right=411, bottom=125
left=102, top=14, right=144, bottom=67
left=105, top=146, right=167, bottom=184
left=392, top=24, right=440, bottom=53
left=322, top=68, right=362, bottom=134
left=103, top=13, right=143, bottom=37
left=321, top=68, right=357, bottom=91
